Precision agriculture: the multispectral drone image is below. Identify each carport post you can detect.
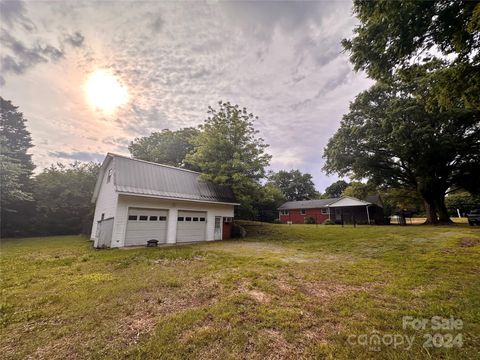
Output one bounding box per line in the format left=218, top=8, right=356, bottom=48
left=366, top=205, right=371, bottom=224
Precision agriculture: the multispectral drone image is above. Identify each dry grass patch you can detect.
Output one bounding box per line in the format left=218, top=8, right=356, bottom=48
left=459, top=237, right=480, bottom=247
left=302, top=281, right=370, bottom=301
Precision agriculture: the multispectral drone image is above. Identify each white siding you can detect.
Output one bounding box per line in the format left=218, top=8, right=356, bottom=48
left=90, top=159, right=118, bottom=246
left=111, top=194, right=234, bottom=247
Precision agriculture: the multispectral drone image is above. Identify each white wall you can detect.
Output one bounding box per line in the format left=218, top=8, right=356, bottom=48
left=111, top=194, right=234, bottom=247
left=90, top=159, right=118, bottom=246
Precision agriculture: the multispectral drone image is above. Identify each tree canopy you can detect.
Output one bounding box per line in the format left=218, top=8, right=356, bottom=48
left=1, top=97, right=35, bottom=236
left=33, top=162, right=100, bottom=235
left=343, top=0, right=480, bottom=110
left=324, top=180, right=349, bottom=198
left=268, top=170, right=318, bottom=201
left=186, top=101, right=271, bottom=216
left=323, top=83, right=480, bottom=224
left=129, top=128, right=200, bottom=169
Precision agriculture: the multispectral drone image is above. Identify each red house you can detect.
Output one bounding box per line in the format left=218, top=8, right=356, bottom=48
left=278, top=196, right=384, bottom=225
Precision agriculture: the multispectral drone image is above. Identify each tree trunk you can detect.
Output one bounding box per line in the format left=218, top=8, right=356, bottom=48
left=436, top=194, right=454, bottom=224
left=423, top=200, right=438, bottom=224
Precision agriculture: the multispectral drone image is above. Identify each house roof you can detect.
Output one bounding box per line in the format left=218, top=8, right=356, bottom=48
left=92, top=153, right=238, bottom=205
left=326, top=196, right=371, bottom=208
left=278, top=196, right=374, bottom=210
left=365, top=194, right=383, bottom=208
left=278, top=198, right=338, bottom=210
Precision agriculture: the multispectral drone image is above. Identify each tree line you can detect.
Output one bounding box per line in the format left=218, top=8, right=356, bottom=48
left=2, top=1, right=479, bottom=235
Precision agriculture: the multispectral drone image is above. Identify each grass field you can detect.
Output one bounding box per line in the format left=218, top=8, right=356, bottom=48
left=1, top=223, right=479, bottom=359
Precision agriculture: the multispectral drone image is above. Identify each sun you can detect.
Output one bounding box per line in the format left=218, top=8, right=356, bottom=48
left=85, top=69, right=128, bottom=113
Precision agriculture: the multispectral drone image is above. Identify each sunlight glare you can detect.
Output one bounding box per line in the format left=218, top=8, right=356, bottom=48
left=85, top=69, right=128, bottom=113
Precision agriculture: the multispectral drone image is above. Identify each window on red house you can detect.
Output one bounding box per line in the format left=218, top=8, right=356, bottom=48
left=301, top=209, right=306, bottom=215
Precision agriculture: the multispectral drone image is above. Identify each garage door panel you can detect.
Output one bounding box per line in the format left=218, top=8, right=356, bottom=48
left=125, top=208, right=168, bottom=246
left=177, top=211, right=207, bottom=243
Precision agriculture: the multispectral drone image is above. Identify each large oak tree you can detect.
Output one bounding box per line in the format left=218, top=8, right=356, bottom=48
left=343, top=0, right=480, bottom=110
left=323, top=83, right=480, bottom=224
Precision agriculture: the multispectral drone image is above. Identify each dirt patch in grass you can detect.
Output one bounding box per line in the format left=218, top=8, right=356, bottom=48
left=274, top=278, right=294, bottom=294
left=302, top=281, right=369, bottom=301
left=152, top=256, right=204, bottom=264
left=247, top=290, right=271, bottom=304
left=117, top=279, right=221, bottom=346
left=459, top=237, right=480, bottom=247
left=259, top=329, right=299, bottom=359
left=206, top=241, right=288, bottom=255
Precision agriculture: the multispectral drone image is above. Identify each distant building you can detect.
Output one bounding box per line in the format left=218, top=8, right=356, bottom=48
left=278, top=195, right=384, bottom=224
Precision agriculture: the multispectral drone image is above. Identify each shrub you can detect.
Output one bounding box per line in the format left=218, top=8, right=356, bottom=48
left=304, top=216, right=316, bottom=224
left=272, top=219, right=281, bottom=224
left=231, top=223, right=246, bottom=238
left=323, top=219, right=335, bottom=225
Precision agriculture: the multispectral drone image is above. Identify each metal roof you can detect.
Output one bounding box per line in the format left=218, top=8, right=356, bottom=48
left=93, top=154, right=237, bottom=204
left=278, top=196, right=373, bottom=210
left=326, top=196, right=371, bottom=208
left=278, top=198, right=338, bottom=210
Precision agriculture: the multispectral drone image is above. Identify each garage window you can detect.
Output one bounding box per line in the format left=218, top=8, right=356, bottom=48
left=149, top=216, right=158, bottom=221
left=139, top=215, right=148, bottom=221
left=159, top=216, right=167, bottom=221
left=185, top=217, right=192, bottom=221
left=193, top=217, right=199, bottom=221
left=200, top=217, right=205, bottom=221
left=128, top=215, right=138, bottom=221
left=178, top=217, right=184, bottom=221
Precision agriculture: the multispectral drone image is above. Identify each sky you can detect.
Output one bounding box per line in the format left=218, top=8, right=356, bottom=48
left=0, top=0, right=373, bottom=192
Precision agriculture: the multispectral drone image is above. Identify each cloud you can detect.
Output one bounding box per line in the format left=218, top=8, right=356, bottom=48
left=150, top=14, right=164, bottom=33
left=48, top=151, right=105, bottom=162
left=64, top=31, right=85, bottom=47
left=0, top=0, right=35, bottom=31
left=1, top=0, right=372, bottom=191
left=0, top=30, right=63, bottom=75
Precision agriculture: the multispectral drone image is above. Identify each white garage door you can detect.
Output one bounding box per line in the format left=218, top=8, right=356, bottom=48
left=176, top=211, right=207, bottom=243
left=125, top=208, right=168, bottom=246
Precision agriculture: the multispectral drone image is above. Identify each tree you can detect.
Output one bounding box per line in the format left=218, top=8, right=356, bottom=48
left=129, top=128, right=200, bottom=169
left=342, top=181, right=376, bottom=200
left=0, top=152, right=33, bottom=209
left=1, top=97, right=35, bottom=237
left=33, top=162, right=101, bottom=235
left=380, top=187, right=424, bottom=216
left=253, top=183, right=286, bottom=222
left=343, top=1, right=480, bottom=110
left=268, top=170, right=318, bottom=201
left=186, top=101, right=271, bottom=217
left=324, top=180, right=349, bottom=198
left=323, top=83, right=480, bottom=224
left=445, top=190, right=480, bottom=217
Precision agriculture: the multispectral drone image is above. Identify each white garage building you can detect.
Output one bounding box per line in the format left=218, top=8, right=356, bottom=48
left=90, top=153, right=237, bottom=248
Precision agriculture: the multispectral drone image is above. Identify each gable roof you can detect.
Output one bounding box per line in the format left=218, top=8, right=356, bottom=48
left=365, top=194, right=383, bottom=208
left=92, top=153, right=238, bottom=205
left=278, top=196, right=374, bottom=210
left=326, top=196, right=371, bottom=207
left=278, top=198, right=338, bottom=210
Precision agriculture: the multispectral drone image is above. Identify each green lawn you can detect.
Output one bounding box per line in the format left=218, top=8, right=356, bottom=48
left=1, top=223, right=479, bottom=359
